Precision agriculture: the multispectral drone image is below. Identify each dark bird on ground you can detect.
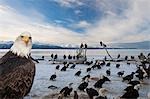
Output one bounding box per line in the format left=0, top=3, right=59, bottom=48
left=100, top=41, right=103, bottom=46
left=106, top=62, right=110, bottom=67
left=125, top=56, right=128, bottom=60
left=74, top=91, right=78, bottom=99
left=86, top=88, right=99, bottom=99
left=0, top=32, right=35, bottom=99
left=128, top=80, right=140, bottom=86
left=116, top=64, right=120, bottom=68
left=56, top=65, right=60, bottom=70
left=54, top=54, right=58, bottom=60
left=121, top=85, right=140, bottom=99
left=87, top=67, right=91, bottom=72
left=61, top=66, right=67, bottom=71
left=95, top=88, right=108, bottom=99
left=51, top=53, right=54, bottom=59
left=117, top=54, right=120, bottom=59
left=100, top=61, right=106, bottom=66
left=70, top=63, right=76, bottom=69
left=97, top=65, right=101, bottom=69
left=106, top=69, right=111, bottom=76
left=94, top=76, right=110, bottom=88
left=63, top=55, right=66, bottom=59
left=127, top=62, right=130, bottom=65
left=48, top=85, right=58, bottom=89
left=82, top=74, right=90, bottom=81
left=80, top=43, right=84, bottom=48
left=60, top=83, right=73, bottom=97
left=131, top=56, right=135, bottom=60
left=85, top=61, right=93, bottom=65
left=75, top=69, right=81, bottom=76
left=124, top=85, right=134, bottom=92
left=50, top=72, right=57, bottom=81
left=117, top=71, right=125, bottom=77
left=78, top=77, right=89, bottom=91
left=91, top=65, right=97, bottom=69
left=122, top=72, right=135, bottom=82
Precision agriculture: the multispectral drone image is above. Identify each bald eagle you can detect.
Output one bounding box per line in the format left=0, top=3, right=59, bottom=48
left=0, top=32, right=35, bottom=98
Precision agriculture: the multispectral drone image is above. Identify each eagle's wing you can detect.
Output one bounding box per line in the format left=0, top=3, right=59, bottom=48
left=0, top=51, right=35, bottom=98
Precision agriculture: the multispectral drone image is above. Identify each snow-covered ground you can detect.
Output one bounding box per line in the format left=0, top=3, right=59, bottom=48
left=0, top=49, right=149, bottom=99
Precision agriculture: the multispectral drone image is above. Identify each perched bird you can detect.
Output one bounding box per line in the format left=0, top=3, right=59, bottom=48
left=95, top=88, right=108, bottom=99
left=50, top=72, right=57, bottom=81
left=121, top=85, right=140, bottom=99
left=70, top=63, right=76, bottom=69
left=48, top=85, right=58, bottom=89
left=0, top=32, right=35, bottom=98
left=106, top=69, right=111, bottom=76
left=125, top=56, right=128, bottom=60
left=117, top=54, right=121, bottom=59
left=60, top=83, right=73, bottom=97
left=128, top=80, right=140, bottom=86
left=116, top=64, right=120, bottom=68
left=106, top=62, right=110, bottom=67
left=122, top=72, right=135, bottom=82
left=56, top=65, right=60, bottom=70
left=86, top=88, right=99, bottom=99
left=117, top=71, right=125, bottom=77
left=86, top=67, right=91, bottom=72
left=124, top=85, right=134, bottom=92
left=82, top=74, right=90, bottom=81
left=94, top=76, right=110, bottom=88
left=75, top=69, right=81, bottom=76
left=74, top=91, right=78, bottom=99
left=61, top=66, right=67, bottom=71
left=131, top=56, right=135, bottom=60
left=78, top=77, right=89, bottom=91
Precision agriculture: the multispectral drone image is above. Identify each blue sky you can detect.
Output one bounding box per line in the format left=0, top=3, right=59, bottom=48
left=0, top=0, right=150, bottom=45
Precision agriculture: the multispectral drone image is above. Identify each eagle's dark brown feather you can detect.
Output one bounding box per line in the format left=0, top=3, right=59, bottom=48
left=0, top=51, right=35, bottom=99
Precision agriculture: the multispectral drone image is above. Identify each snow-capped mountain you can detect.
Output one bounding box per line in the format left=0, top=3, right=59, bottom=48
left=0, top=41, right=149, bottom=49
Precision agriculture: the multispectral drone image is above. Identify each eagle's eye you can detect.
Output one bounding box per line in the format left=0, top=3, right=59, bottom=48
left=29, top=37, right=32, bottom=39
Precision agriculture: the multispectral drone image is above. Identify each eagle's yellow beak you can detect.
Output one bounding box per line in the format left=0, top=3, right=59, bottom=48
left=22, top=36, right=29, bottom=44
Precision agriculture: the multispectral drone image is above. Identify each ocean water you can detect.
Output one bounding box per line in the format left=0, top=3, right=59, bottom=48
left=0, top=49, right=150, bottom=99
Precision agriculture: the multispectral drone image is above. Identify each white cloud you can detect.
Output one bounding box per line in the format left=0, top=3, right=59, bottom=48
left=53, top=0, right=83, bottom=8
left=0, top=0, right=150, bottom=46
left=0, top=4, right=85, bottom=45
left=73, top=20, right=91, bottom=29
left=85, top=0, right=150, bottom=43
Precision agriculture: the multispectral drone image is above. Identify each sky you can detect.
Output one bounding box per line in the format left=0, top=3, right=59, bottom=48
left=0, top=0, right=150, bottom=45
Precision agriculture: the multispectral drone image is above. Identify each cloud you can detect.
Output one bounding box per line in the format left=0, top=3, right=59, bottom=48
left=73, top=20, right=91, bottom=29
left=85, top=0, right=150, bottom=43
left=0, top=0, right=150, bottom=46
left=53, top=0, right=83, bottom=8
left=0, top=4, right=85, bottom=45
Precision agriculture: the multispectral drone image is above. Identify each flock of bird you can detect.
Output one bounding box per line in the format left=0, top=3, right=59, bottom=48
left=44, top=53, right=150, bottom=99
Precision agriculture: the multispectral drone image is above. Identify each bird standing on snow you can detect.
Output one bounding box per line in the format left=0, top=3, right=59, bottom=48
left=50, top=72, right=57, bottom=81
left=121, top=85, right=140, bottom=99
left=59, top=83, right=73, bottom=97
left=106, top=69, right=111, bottom=76
left=78, top=77, right=89, bottom=91
left=75, top=69, right=81, bottom=76
left=0, top=32, right=35, bottom=98
left=86, top=88, right=99, bottom=99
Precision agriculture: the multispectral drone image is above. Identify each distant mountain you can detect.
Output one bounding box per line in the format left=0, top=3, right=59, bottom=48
left=0, top=41, right=149, bottom=49
left=108, top=41, right=150, bottom=49
left=0, top=41, right=62, bottom=49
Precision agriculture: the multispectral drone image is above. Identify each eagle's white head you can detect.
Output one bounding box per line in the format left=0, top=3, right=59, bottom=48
left=10, top=32, right=32, bottom=58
